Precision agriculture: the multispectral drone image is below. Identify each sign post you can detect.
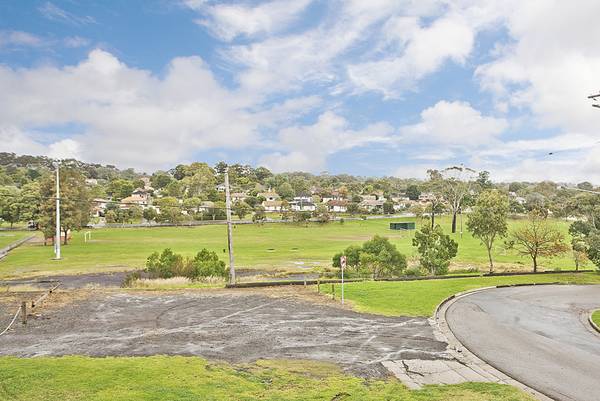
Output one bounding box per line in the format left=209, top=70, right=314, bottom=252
left=340, top=255, right=346, bottom=304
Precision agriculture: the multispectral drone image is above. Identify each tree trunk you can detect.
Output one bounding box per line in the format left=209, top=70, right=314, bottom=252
left=451, top=212, right=457, bottom=233
left=63, top=228, right=68, bottom=245
left=532, top=255, right=537, bottom=273
left=487, top=246, right=494, bottom=274
left=431, top=201, right=435, bottom=228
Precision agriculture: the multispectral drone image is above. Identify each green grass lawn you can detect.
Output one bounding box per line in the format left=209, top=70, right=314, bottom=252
left=592, top=310, right=600, bottom=327
left=322, top=273, right=600, bottom=317
left=0, top=356, right=534, bottom=401
left=0, top=231, right=32, bottom=249
left=0, top=216, right=582, bottom=278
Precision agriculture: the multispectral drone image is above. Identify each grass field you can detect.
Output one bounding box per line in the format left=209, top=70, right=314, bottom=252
left=0, top=216, right=583, bottom=278
left=0, top=356, right=534, bottom=401
left=322, top=273, right=600, bottom=316
left=592, top=310, right=600, bottom=327
left=0, top=231, right=31, bottom=249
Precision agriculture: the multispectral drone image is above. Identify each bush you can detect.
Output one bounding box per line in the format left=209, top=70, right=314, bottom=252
left=332, top=235, right=406, bottom=279
left=412, top=224, right=458, bottom=275
left=145, top=248, right=227, bottom=280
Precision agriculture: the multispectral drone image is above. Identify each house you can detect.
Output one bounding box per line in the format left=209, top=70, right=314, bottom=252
left=294, top=193, right=313, bottom=202
left=359, top=199, right=384, bottom=212
left=85, top=178, right=98, bottom=186
left=290, top=201, right=316, bottom=212
left=120, top=194, right=149, bottom=209
left=92, top=198, right=110, bottom=217
left=392, top=196, right=411, bottom=210
left=231, top=192, right=247, bottom=202
left=263, top=200, right=283, bottom=212
left=216, top=184, right=227, bottom=192
left=327, top=200, right=348, bottom=213
left=140, top=176, right=152, bottom=189
left=199, top=201, right=215, bottom=212
left=321, top=190, right=345, bottom=203
left=360, top=194, right=377, bottom=202
left=259, top=191, right=280, bottom=202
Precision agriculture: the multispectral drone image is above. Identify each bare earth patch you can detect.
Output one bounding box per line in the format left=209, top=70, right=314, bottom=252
left=0, top=289, right=448, bottom=378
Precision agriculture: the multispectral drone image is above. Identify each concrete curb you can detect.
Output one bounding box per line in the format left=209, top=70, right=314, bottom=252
left=0, top=234, right=36, bottom=260
left=433, top=285, right=555, bottom=401
left=589, top=309, right=600, bottom=334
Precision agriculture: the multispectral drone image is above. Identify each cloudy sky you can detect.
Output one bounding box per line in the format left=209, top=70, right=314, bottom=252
left=1, top=1, right=599, bottom=182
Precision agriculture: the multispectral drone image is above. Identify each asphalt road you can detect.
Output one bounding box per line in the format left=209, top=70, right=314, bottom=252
left=446, top=285, right=600, bottom=401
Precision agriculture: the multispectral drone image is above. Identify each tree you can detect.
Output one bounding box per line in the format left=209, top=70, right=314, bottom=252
left=143, top=207, right=158, bottom=223
left=440, top=166, right=477, bottom=233
left=276, top=182, right=295, bottom=200
left=252, top=205, right=266, bottom=223
left=405, top=184, right=421, bottom=201
left=39, top=168, right=91, bottom=245
left=508, top=212, right=568, bottom=272
left=150, top=171, right=173, bottom=189
left=156, top=197, right=183, bottom=224
left=571, top=238, right=588, bottom=271
left=233, top=201, right=251, bottom=220
left=412, top=224, right=458, bottom=275
left=332, top=236, right=406, bottom=278
left=313, top=204, right=331, bottom=223
left=383, top=201, right=395, bottom=214
left=0, top=186, right=22, bottom=227
left=466, top=190, right=509, bottom=273
left=475, top=171, right=493, bottom=192
left=106, top=179, right=134, bottom=200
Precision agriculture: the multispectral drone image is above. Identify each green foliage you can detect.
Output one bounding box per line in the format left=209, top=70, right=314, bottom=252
left=405, top=184, right=421, bottom=201
left=276, top=182, right=295, bottom=200
left=106, top=179, right=135, bottom=200
left=412, top=224, right=458, bottom=275
left=252, top=206, right=266, bottom=223
left=145, top=248, right=226, bottom=280
left=332, top=235, right=406, bottom=278
left=155, top=197, right=183, bottom=224
left=382, top=201, right=394, bottom=214
left=466, top=189, right=509, bottom=273
left=508, top=212, right=569, bottom=272
left=232, top=201, right=252, bottom=220
left=38, top=168, right=91, bottom=244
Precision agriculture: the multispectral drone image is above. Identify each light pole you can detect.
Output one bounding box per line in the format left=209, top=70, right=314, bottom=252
left=54, top=162, right=61, bottom=260
left=224, top=168, right=235, bottom=284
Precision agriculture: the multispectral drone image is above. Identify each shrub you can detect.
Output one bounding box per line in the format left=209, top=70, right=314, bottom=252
left=332, top=236, right=406, bottom=278
left=145, top=248, right=227, bottom=280
left=412, top=224, right=458, bottom=275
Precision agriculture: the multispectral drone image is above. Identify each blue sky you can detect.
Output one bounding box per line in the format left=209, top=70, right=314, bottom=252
left=1, top=1, right=599, bottom=182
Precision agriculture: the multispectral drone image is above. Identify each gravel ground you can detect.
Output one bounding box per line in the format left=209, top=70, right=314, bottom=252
left=0, top=290, right=447, bottom=377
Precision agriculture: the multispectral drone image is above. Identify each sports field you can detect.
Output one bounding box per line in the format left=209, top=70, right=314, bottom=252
left=0, top=216, right=579, bottom=278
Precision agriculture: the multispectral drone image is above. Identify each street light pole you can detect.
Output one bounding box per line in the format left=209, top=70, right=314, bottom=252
left=54, top=163, right=61, bottom=260
left=224, top=168, right=235, bottom=285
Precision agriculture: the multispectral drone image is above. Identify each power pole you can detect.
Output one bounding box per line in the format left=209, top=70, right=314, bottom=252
left=224, top=168, right=235, bottom=284
left=54, top=162, right=61, bottom=260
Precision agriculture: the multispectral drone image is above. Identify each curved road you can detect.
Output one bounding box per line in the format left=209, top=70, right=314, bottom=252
left=446, top=285, right=600, bottom=401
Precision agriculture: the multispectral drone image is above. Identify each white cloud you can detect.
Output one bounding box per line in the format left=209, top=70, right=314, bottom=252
left=400, top=100, right=507, bottom=145
left=189, top=0, right=312, bottom=41
left=0, top=49, right=325, bottom=170
left=0, top=31, right=43, bottom=49
left=38, top=2, right=96, bottom=25
left=347, top=14, right=475, bottom=97
left=259, top=111, right=393, bottom=172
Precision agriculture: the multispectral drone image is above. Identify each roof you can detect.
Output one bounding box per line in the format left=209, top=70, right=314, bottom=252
left=263, top=200, right=283, bottom=207
left=328, top=200, right=349, bottom=206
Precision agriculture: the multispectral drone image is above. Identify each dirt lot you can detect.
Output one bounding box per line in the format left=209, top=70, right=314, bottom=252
left=0, top=289, right=447, bottom=377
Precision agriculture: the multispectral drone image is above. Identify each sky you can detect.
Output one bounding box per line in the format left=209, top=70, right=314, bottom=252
left=0, top=0, right=599, bottom=183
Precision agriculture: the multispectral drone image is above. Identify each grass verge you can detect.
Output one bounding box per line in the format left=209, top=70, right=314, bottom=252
left=0, top=356, right=534, bottom=401
left=321, top=272, right=600, bottom=317
left=592, top=310, right=600, bottom=328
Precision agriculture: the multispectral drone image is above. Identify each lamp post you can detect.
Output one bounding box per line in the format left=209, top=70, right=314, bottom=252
left=54, top=162, right=61, bottom=260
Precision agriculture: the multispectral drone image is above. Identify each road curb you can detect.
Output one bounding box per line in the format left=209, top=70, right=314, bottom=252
left=589, top=309, right=600, bottom=334
left=433, top=285, right=555, bottom=401
left=0, top=234, right=36, bottom=260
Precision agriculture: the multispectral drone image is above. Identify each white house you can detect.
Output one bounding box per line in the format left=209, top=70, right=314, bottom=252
left=259, top=191, right=280, bottom=202
left=359, top=199, right=384, bottom=212
left=263, top=200, right=283, bottom=212
left=327, top=200, right=348, bottom=213
left=290, top=201, right=316, bottom=212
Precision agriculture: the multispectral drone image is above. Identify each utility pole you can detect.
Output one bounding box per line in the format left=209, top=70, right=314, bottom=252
left=54, top=162, right=61, bottom=260
left=224, top=168, right=235, bottom=284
